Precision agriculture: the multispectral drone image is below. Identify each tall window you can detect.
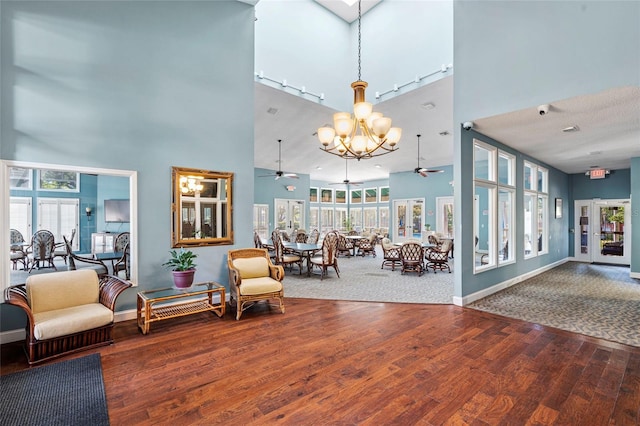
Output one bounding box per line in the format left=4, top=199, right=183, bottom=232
left=253, top=204, right=269, bottom=240
left=309, top=207, right=319, bottom=231
left=379, top=207, right=389, bottom=230
left=363, top=207, right=377, bottom=229
left=320, top=208, right=334, bottom=235
left=524, top=161, right=548, bottom=258
left=349, top=208, right=362, bottom=232
left=10, top=197, right=33, bottom=241
left=335, top=208, right=348, bottom=232
left=37, top=198, right=79, bottom=249
left=473, top=140, right=515, bottom=272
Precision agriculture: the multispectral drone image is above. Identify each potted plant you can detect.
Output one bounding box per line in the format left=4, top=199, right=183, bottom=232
left=162, top=248, right=197, bottom=288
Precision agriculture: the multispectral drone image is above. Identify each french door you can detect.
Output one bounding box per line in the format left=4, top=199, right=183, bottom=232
left=274, top=199, right=305, bottom=236
left=392, top=198, right=425, bottom=243
left=574, top=199, right=631, bottom=265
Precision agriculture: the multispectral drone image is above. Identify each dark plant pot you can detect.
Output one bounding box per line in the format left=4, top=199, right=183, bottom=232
left=172, top=269, right=196, bottom=288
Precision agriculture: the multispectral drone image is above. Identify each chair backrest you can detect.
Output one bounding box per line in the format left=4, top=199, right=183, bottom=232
left=114, top=232, right=130, bottom=253
left=253, top=231, right=262, bottom=248
left=295, top=230, right=308, bottom=243
left=428, top=235, right=439, bottom=246
left=272, top=232, right=285, bottom=262
left=279, top=230, right=291, bottom=242
left=400, top=241, right=423, bottom=261
left=439, top=239, right=452, bottom=253
left=31, top=230, right=56, bottom=260
left=10, top=229, right=25, bottom=251
left=307, top=229, right=320, bottom=244
left=381, top=237, right=393, bottom=249
left=320, top=231, right=339, bottom=264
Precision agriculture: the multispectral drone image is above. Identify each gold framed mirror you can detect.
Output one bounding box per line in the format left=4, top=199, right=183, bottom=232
left=171, top=166, right=233, bottom=247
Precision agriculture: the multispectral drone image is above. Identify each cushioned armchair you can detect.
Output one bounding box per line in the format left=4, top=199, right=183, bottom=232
left=227, top=248, right=285, bottom=320
left=4, top=269, right=131, bottom=365
left=380, top=238, right=401, bottom=271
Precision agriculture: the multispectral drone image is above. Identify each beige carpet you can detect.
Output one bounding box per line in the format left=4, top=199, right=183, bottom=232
left=468, top=262, right=640, bottom=348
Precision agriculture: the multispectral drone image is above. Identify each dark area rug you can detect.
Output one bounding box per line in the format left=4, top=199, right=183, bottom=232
left=0, top=353, right=109, bottom=426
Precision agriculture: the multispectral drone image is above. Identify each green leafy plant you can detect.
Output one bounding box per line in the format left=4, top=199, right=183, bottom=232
left=162, top=248, right=197, bottom=271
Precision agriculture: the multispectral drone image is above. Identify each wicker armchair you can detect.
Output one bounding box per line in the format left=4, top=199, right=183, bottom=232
left=380, top=238, right=401, bottom=271
left=400, top=241, right=425, bottom=276
left=309, top=231, right=340, bottom=280
left=27, top=230, right=57, bottom=272
left=357, top=234, right=377, bottom=257
left=272, top=231, right=304, bottom=274
left=4, top=269, right=131, bottom=365
left=426, top=239, right=452, bottom=273
left=227, top=248, right=285, bottom=320
left=10, top=229, right=28, bottom=270
left=336, top=233, right=354, bottom=257
left=294, top=230, right=308, bottom=243
left=307, top=229, right=320, bottom=244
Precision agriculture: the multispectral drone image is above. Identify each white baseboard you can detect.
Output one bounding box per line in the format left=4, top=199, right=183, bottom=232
left=631, top=271, right=640, bottom=279
left=456, top=257, right=570, bottom=306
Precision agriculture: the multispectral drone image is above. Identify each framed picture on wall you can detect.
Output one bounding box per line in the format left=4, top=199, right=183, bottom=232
left=351, top=189, right=362, bottom=204
left=555, top=198, right=563, bottom=218
left=310, top=187, right=318, bottom=203
left=321, top=188, right=333, bottom=203
left=364, top=188, right=377, bottom=203
left=335, top=190, right=346, bottom=204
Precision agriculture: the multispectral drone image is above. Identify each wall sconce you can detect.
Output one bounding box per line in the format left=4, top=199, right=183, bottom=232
left=86, top=206, right=92, bottom=218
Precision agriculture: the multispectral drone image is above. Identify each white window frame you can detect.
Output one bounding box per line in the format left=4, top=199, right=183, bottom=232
left=523, top=161, right=549, bottom=258
left=253, top=204, right=269, bottom=240
left=363, top=207, right=377, bottom=229
left=335, top=208, right=348, bottom=232
left=379, top=206, right=389, bottom=230
left=10, top=167, right=33, bottom=190
left=36, top=197, right=80, bottom=251
left=10, top=196, right=33, bottom=241
left=309, top=206, right=319, bottom=230
left=37, top=170, right=80, bottom=192
left=349, top=208, right=362, bottom=232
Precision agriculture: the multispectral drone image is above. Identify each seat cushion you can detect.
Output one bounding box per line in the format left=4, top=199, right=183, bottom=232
left=239, top=277, right=283, bottom=296
left=27, top=269, right=100, bottom=314
left=33, top=303, right=114, bottom=340
left=233, top=257, right=269, bottom=279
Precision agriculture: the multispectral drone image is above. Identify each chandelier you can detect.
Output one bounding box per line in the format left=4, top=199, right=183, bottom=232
left=317, top=0, right=401, bottom=160
left=179, top=175, right=204, bottom=195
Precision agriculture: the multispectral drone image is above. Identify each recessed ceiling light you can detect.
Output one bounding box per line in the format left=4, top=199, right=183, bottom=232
left=315, top=166, right=322, bottom=170
left=267, top=107, right=278, bottom=115
left=421, top=102, right=435, bottom=110
left=562, top=125, right=579, bottom=132
left=374, top=164, right=382, bottom=168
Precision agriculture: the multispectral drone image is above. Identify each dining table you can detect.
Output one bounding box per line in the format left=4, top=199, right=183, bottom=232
left=282, top=242, right=321, bottom=276
left=344, top=235, right=365, bottom=257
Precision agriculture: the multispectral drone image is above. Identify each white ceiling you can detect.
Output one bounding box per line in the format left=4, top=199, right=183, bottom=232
left=255, top=80, right=640, bottom=182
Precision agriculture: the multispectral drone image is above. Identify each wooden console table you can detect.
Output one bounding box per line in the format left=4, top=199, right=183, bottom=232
left=137, top=282, right=225, bottom=334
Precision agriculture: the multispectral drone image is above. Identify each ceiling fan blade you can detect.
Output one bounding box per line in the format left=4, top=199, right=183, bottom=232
left=282, top=173, right=299, bottom=179
left=419, top=170, right=429, bottom=177
left=258, top=174, right=276, bottom=178
left=423, top=169, right=444, bottom=174
left=349, top=181, right=364, bottom=185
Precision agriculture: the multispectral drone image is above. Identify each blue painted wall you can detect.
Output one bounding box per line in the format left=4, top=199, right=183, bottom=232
left=453, top=0, right=639, bottom=299
left=1, top=1, right=255, bottom=330
left=389, top=165, right=454, bottom=238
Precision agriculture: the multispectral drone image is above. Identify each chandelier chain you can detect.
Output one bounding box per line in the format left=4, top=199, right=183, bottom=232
left=357, top=0, right=361, bottom=81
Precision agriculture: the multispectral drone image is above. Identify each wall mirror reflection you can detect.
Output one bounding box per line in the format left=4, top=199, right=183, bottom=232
left=2, top=161, right=138, bottom=288
left=171, top=166, right=233, bottom=247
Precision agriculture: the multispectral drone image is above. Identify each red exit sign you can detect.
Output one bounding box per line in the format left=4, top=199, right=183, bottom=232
left=590, top=169, right=607, bottom=179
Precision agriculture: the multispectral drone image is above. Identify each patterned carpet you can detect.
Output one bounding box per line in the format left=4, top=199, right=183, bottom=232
left=468, top=262, right=640, bottom=348
left=282, top=247, right=454, bottom=304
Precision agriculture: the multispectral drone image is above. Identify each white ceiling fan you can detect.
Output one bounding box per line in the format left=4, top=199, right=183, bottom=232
left=329, top=159, right=364, bottom=186
left=414, top=134, right=444, bottom=177
left=259, top=139, right=299, bottom=180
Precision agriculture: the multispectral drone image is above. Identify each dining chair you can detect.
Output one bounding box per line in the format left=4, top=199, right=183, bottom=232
left=10, top=229, right=28, bottom=270
left=27, top=230, right=57, bottom=273
left=309, top=231, right=339, bottom=280
left=53, top=229, right=76, bottom=265
left=307, top=229, right=320, bottom=245
left=272, top=231, right=304, bottom=274
left=426, top=239, right=452, bottom=273
left=399, top=240, right=424, bottom=276
left=112, top=232, right=130, bottom=279
left=380, top=238, right=401, bottom=271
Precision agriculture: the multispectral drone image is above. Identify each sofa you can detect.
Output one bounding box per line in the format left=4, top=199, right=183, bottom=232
left=4, top=269, right=131, bottom=364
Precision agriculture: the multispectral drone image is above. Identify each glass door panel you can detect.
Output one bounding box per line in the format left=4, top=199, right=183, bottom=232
left=574, top=200, right=591, bottom=262
left=593, top=201, right=630, bottom=265
left=392, top=199, right=424, bottom=243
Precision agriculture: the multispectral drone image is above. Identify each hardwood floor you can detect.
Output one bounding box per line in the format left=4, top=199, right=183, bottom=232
left=2, top=298, right=639, bottom=425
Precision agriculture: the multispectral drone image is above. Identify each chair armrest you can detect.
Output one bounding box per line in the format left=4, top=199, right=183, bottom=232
left=228, top=265, right=242, bottom=287
left=4, top=285, right=36, bottom=336
left=99, top=275, right=132, bottom=311
left=269, top=264, right=285, bottom=281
